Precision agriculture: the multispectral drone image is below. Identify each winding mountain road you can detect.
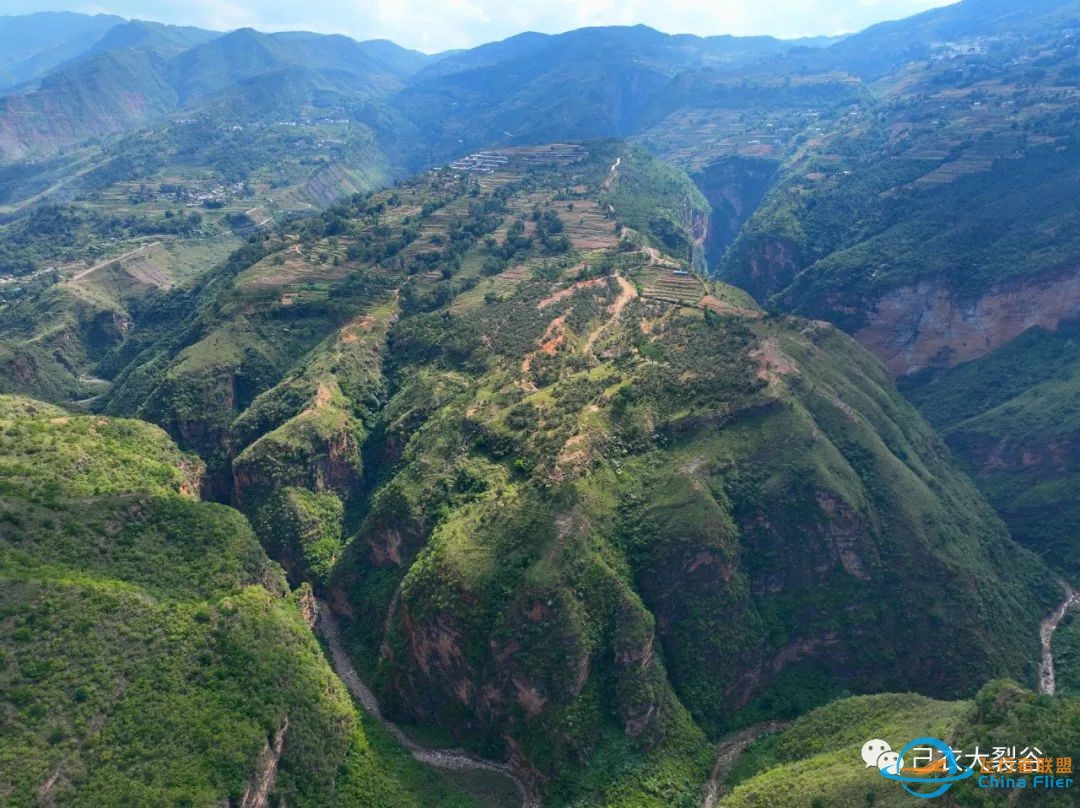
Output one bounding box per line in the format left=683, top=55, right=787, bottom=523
left=583, top=274, right=637, bottom=353
left=316, top=602, right=539, bottom=807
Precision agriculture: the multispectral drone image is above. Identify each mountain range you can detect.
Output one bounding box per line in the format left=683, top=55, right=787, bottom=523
left=0, top=1, right=1078, bottom=805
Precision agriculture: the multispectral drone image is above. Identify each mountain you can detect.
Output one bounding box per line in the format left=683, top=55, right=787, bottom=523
left=20, top=142, right=1047, bottom=802
left=85, top=18, right=219, bottom=57
left=0, top=47, right=180, bottom=160
left=0, top=11, right=125, bottom=91
left=391, top=25, right=817, bottom=168
left=0, top=2, right=1078, bottom=804
left=168, top=28, right=299, bottom=102
left=712, top=0, right=1079, bottom=580
left=0, top=395, right=481, bottom=805
left=742, top=0, right=1080, bottom=79
left=409, top=25, right=796, bottom=81
left=901, top=320, right=1080, bottom=580
left=826, top=0, right=1080, bottom=77
left=170, top=28, right=426, bottom=104
left=0, top=25, right=426, bottom=162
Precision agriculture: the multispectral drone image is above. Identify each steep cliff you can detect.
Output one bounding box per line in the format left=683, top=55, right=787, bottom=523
left=854, top=269, right=1080, bottom=377
left=691, top=157, right=778, bottom=272
left=901, top=319, right=1080, bottom=582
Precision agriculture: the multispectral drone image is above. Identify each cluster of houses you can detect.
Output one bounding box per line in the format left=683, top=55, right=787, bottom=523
left=448, top=144, right=590, bottom=174
left=273, top=116, right=351, bottom=127
left=159, top=181, right=249, bottom=208
left=448, top=151, right=511, bottom=173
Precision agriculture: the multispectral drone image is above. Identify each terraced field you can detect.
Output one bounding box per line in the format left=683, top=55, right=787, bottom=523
left=236, top=241, right=350, bottom=291
left=449, top=264, right=531, bottom=313
left=639, top=266, right=707, bottom=306
left=912, top=131, right=1024, bottom=187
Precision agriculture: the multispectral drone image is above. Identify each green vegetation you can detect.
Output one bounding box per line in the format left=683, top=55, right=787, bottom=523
left=3, top=141, right=1048, bottom=805
left=1, top=5, right=1077, bottom=804
left=901, top=320, right=1080, bottom=580
left=719, top=682, right=1080, bottom=807
left=713, top=12, right=1077, bottom=326
left=0, top=396, right=479, bottom=806
left=595, top=142, right=708, bottom=258
left=1054, top=609, right=1080, bottom=699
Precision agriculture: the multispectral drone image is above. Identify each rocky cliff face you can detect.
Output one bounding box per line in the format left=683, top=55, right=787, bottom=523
left=231, top=384, right=365, bottom=511
left=855, top=267, right=1080, bottom=376
left=692, top=157, right=778, bottom=271
left=723, top=235, right=801, bottom=305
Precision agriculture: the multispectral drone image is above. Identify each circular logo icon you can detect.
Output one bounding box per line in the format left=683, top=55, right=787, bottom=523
left=877, top=736, right=975, bottom=799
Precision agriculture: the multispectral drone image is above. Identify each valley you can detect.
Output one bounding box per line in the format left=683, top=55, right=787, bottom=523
left=0, top=1, right=1078, bottom=805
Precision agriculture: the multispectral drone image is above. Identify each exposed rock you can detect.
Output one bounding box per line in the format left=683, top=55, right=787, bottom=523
left=734, top=237, right=800, bottom=302
left=296, top=585, right=320, bottom=629
left=692, top=156, right=778, bottom=269
left=855, top=268, right=1080, bottom=375
left=239, top=716, right=288, bottom=808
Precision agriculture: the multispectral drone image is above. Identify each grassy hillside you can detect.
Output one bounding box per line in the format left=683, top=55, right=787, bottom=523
left=0, top=395, right=478, bottom=806
left=714, top=1, right=1077, bottom=317
left=704, top=7, right=1079, bottom=597
left=0, top=4, right=1076, bottom=803
left=57, top=142, right=1058, bottom=804
left=719, top=681, right=1080, bottom=807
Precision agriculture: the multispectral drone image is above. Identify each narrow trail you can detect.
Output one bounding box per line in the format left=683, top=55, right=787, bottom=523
left=700, top=721, right=790, bottom=808
left=583, top=275, right=636, bottom=353
left=316, top=602, right=539, bottom=807
left=69, top=242, right=159, bottom=281
left=1039, top=582, right=1078, bottom=695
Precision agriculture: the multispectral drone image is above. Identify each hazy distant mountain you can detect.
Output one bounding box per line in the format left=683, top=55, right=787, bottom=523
left=0, top=11, right=124, bottom=90
left=761, top=0, right=1080, bottom=78
left=0, top=48, right=180, bottom=160
left=86, top=18, right=220, bottom=57
left=390, top=24, right=820, bottom=166
left=170, top=28, right=428, bottom=103
left=0, top=23, right=428, bottom=160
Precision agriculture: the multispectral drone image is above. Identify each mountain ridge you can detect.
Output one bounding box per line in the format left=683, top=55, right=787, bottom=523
left=0, top=2, right=1078, bottom=804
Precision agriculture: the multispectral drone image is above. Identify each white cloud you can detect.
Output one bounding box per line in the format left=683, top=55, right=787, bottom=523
left=8, top=0, right=957, bottom=51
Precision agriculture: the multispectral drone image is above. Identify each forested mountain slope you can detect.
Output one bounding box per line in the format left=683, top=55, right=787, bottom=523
left=0, top=1, right=1077, bottom=803
left=34, top=142, right=1055, bottom=803
left=0, top=396, right=481, bottom=806
left=709, top=0, right=1079, bottom=580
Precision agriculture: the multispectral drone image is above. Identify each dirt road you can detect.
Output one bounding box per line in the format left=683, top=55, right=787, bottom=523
left=583, top=275, right=636, bottom=353
left=69, top=242, right=159, bottom=281
left=316, top=602, right=539, bottom=807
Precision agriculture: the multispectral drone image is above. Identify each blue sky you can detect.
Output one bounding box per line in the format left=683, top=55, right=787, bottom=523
left=10, top=1, right=958, bottom=52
